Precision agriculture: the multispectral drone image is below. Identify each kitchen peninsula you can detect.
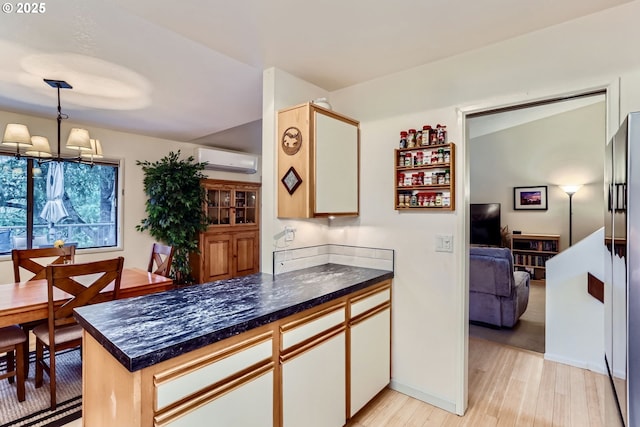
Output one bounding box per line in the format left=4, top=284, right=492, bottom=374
left=74, top=261, right=393, bottom=427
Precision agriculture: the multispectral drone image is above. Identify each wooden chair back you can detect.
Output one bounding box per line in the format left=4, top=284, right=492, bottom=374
left=45, top=257, right=125, bottom=329
left=148, top=243, right=174, bottom=277
left=11, top=247, right=76, bottom=282
left=36, top=257, right=123, bottom=410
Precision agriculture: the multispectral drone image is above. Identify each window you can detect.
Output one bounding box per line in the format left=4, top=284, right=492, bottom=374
left=0, top=154, right=119, bottom=254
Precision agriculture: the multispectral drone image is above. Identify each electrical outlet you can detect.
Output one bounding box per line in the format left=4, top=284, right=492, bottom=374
left=435, top=234, right=453, bottom=252
left=284, top=226, right=295, bottom=242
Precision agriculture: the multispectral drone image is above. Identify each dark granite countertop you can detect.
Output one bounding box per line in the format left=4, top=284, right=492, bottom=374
left=74, top=263, right=393, bottom=372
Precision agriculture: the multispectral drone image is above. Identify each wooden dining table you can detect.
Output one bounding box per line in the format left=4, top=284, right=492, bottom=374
left=0, top=268, right=173, bottom=328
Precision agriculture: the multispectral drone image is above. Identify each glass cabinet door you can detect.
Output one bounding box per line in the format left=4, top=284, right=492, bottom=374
left=206, top=189, right=231, bottom=225
left=235, top=190, right=257, bottom=224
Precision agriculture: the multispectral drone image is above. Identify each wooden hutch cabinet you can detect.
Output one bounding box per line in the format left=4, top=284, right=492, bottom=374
left=190, top=179, right=261, bottom=283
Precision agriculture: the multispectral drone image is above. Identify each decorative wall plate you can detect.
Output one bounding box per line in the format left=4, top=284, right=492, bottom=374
left=282, top=127, right=302, bottom=155
left=282, top=166, right=302, bottom=195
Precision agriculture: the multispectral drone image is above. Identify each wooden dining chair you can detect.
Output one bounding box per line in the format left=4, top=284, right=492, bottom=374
left=147, top=243, right=174, bottom=277
left=12, top=246, right=76, bottom=282
left=33, top=256, right=124, bottom=410
left=11, top=246, right=76, bottom=378
left=0, top=325, right=27, bottom=402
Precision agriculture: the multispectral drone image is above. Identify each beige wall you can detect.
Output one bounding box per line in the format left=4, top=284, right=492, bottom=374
left=0, top=109, right=261, bottom=283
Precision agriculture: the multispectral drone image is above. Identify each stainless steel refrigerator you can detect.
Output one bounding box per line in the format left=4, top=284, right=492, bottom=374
left=604, top=112, right=640, bottom=426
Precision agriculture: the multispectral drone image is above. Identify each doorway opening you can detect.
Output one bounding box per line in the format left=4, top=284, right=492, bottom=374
left=465, top=90, right=606, bottom=354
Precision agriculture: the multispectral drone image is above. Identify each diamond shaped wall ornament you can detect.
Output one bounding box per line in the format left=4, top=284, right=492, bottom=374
left=282, top=166, right=302, bottom=195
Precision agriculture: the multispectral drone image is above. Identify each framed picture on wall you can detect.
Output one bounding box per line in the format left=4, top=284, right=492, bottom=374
left=513, top=186, right=548, bottom=210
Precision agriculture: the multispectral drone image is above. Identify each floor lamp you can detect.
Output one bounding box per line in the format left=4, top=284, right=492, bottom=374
left=561, top=185, right=582, bottom=246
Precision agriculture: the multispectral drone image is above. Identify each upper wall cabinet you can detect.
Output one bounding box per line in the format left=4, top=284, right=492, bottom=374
left=278, top=102, right=360, bottom=218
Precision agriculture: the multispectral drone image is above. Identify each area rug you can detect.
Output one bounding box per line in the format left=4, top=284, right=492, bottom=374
left=0, top=348, right=82, bottom=427
left=469, top=281, right=545, bottom=353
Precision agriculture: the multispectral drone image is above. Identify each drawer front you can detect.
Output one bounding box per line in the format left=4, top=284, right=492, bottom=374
left=158, top=369, right=273, bottom=427
left=351, top=288, right=391, bottom=318
left=281, top=305, right=345, bottom=350
left=155, top=337, right=272, bottom=410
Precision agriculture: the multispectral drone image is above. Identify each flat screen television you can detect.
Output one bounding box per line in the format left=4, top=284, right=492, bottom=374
left=470, top=203, right=501, bottom=247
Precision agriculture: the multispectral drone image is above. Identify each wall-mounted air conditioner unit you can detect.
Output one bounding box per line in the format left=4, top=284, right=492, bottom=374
left=196, top=147, right=258, bottom=174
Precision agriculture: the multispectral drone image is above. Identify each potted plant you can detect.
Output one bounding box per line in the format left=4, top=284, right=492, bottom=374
left=136, top=151, right=208, bottom=284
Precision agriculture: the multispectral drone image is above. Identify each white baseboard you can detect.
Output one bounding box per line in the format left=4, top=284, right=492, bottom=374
left=544, top=352, right=606, bottom=375
left=389, top=380, right=459, bottom=414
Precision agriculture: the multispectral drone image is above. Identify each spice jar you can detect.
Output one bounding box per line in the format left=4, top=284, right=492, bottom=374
left=418, top=172, right=425, bottom=185
left=407, top=129, right=417, bottom=148
left=399, top=131, right=408, bottom=149
left=404, top=152, right=412, bottom=167
left=431, top=150, right=438, bottom=164
left=410, top=194, right=418, bottom=206
left=422, top=125, right=432, bottom=146
left=398, top=173, right=405, bottom=186
left=436, top=124, right=447, bottom=144
left=416, top=130, right=423, bottom=146
left=444, top=149, right=450, bottom=163
left=437, top=148, right=444, bottom=163
left=445, top=169, right=450, bottom=184
left=435, top=194, right=442, bottom=206
left=430, top=127, right=438, bottom=145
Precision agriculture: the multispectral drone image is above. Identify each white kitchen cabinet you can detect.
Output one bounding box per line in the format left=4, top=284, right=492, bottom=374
left=163, top=370, right=273, bottom=427
left=281, top=303, right=346, bottom=427
left=82, top=328, right=275, bottom=427
left=153, top=331, right=274, bottom=427
left=277, top=102, right=359, bottom=218
left=282, top=331, right=346, bottom=427
left=349, top=286, right=392, bottom=417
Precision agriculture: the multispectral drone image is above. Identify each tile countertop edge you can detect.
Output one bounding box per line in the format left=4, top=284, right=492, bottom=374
left=74, top=266, right=394, bottom=372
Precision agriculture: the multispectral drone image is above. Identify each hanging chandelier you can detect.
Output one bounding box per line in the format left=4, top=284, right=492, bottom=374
left=1, top=78, right=103, bottom=163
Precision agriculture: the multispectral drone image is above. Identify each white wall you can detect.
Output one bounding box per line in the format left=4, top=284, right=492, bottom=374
left=0, top=109, right=261, bottom=283
left=281, top=0, right=640, bottom=414
left=545, top=228, right=605, bottom=373
left=260, top=68, right=333, bottom=274
left=469, top=101, right=606, bottom=251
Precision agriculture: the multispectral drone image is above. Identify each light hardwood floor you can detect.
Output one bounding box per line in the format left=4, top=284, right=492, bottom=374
left=347, top=337, right=605, bottom=427
left=63, top=337, right=604, bottom=427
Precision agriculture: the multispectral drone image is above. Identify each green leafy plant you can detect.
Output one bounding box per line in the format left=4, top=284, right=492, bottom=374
left=136, top=151, right=208, bottom=284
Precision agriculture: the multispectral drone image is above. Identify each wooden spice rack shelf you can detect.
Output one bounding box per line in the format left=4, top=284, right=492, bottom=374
left=395, top=142, right=456, bottom=211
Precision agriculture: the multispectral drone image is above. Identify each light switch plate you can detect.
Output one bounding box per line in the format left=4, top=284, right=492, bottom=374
left=435, top=234, right=453, bottom=252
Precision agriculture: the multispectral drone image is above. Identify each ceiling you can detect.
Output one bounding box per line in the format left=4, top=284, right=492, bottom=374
left=0, top=0, right=630, bottom=154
